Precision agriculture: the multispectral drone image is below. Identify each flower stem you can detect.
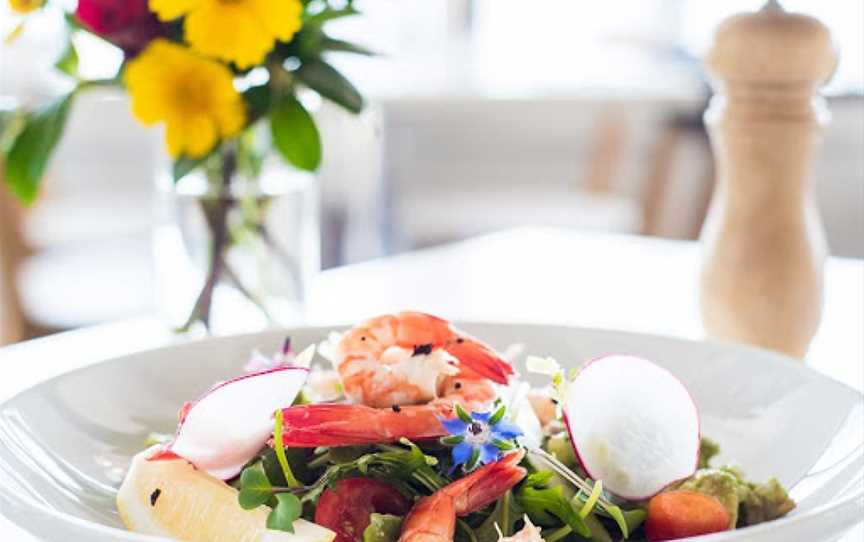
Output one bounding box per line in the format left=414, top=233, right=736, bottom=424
left=178, top=145, right=236, bottom=332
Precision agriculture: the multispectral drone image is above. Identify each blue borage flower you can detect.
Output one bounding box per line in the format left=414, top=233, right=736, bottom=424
left=439, top=403, right=523, bottom=473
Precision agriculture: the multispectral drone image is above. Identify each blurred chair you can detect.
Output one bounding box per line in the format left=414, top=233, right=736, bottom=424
left=383, top=97, right=703, bottom=250
left=639, top=104, right=714, bottom=239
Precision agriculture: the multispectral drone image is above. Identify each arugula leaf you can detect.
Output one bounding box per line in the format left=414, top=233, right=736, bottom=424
left=4, top=93, right=74, bottom=204
left=266, top=493, right=302, bottom=533
left=475, top=490, right=521, bottom=539
left=302, top=441, right=445, bottom=504
left=363, top=513, right=403, bottom=542
left=517, top=484, right=590, bottom=536
left=238, top=466, right=273, bottom=510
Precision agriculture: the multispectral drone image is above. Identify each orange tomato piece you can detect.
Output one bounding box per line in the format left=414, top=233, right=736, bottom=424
left=645, top=490, right=731, bottom=541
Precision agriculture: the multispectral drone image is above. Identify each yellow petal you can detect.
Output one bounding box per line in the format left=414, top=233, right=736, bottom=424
left=249, top=0, right=303, bottom=42
left=165, top=117, right=188, bottom=158
left=124, top=39, right=245, bottom=158
left=184, top=1, right=274, bottom=68
left=149, top=0, right=200, bottom=21
left=185, top=114, right=218, bottom=157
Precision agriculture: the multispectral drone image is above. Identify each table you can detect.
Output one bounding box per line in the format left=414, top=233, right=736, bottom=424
left=2, top=228, right=862, bottom=540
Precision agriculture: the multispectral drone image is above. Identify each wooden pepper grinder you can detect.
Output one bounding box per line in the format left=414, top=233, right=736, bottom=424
left=699, top=1, right=838, bottom=359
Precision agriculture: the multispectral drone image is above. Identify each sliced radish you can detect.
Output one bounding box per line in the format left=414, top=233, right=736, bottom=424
left=151, top=366, right=308, bottom=480
left=563, top=355, right=699, bottom=500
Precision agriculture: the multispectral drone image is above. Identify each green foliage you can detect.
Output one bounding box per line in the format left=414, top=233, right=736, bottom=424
left=238, top=466, right=273, bottom=510
left=266, top=493, right=302, bottom=533
left=475, top=490, right=522, bottom=539
left=55, top=42, right=79, bottom=78
left=171, top=155, right=206, bottom=183
left=363, top=513, right=403, bottom=542
left=319, top=36, right=375, bottom=56
left=270, top=97, right=322, bottom=171
left=4, top=93, right=74, bottom=204
left=297, top=59, right=363, bottom=114
left=243, top=84, right=272, bottom=123
left=516, top=482, right=591, bottom=537
left=303, top=6, right=360, bottom=26
left=300, top=440, right=445, bottom=505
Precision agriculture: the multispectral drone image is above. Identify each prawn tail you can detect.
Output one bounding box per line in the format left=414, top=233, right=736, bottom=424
left=450, top=450, right=527, bottom=515
left=446, top=336, right=515, bottom=385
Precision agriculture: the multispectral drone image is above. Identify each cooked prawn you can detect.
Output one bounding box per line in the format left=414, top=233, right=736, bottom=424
left=281, top=312, right=514, bottom=447
left=330, top=311, right=513, bottom=407
left=398, top=450, right=527, bottom=542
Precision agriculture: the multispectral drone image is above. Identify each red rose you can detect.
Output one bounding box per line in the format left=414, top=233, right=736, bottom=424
left=75, top=0, right=165, bottom=55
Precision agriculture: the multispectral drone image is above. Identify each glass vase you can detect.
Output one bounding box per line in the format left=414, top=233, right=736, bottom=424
left=154, top=154, right=319, bottom=335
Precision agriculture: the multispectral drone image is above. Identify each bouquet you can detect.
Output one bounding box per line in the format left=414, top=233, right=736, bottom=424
left=2, top=0, right=370, bottom=329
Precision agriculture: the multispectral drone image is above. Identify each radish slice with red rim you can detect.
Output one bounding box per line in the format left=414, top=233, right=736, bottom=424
left=563, top=355, right=699, bottom=500
left=150, top=365, right=309, bottom=480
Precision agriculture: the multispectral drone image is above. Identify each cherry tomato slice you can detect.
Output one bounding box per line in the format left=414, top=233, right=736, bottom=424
left=314, top=478, right=411, bottom=542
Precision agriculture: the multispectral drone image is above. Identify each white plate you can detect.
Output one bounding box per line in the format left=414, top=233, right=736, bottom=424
left=0, top=324, right=862, bottom=541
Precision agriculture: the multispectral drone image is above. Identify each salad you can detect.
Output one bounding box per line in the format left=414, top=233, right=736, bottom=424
left=117, top=312, right=795, bottom=542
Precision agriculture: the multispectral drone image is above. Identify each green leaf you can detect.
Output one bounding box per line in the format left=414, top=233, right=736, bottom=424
left=440, top=435, right=465, bottom=446
left=516, top=484, right=591, bottom=537
left=320, top=36, right=375, bottom=56
left=303, top=6, right=360, bottom=26
left=266, top=493, right=302, bottom=533
left=363, top=513, right=403, bottom=542
left=243, top=84, right=272, bottom=122
left=270, top=97, right=322, bottom=172
left=55, top=41, right=79, bottom=77
left=297, top=59, right=363, bottom=114
left=475, top=490, right=521, bottom=539
left=610, top=506, right=647, bottom=538
left=238, top=466, right=273, bottom=510
left=4, top=93, right=74, bottom=204
left=172, top=155, right=206, bottom=182
left=0, top=109, right=29, bottom=155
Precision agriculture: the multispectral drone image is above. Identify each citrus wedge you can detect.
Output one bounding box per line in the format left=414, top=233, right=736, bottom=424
left=117, top=447, right=335, bottom=542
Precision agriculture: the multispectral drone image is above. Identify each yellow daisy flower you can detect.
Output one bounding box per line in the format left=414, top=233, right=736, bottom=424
left=149, top=0, right=303, bottom=68
left=8, top=0, right=43, bottom=14
left=125, top=39, right=246, bottom=158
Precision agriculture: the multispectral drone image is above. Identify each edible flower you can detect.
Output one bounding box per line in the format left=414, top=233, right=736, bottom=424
left=440, top=403, right=523, bottom=472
